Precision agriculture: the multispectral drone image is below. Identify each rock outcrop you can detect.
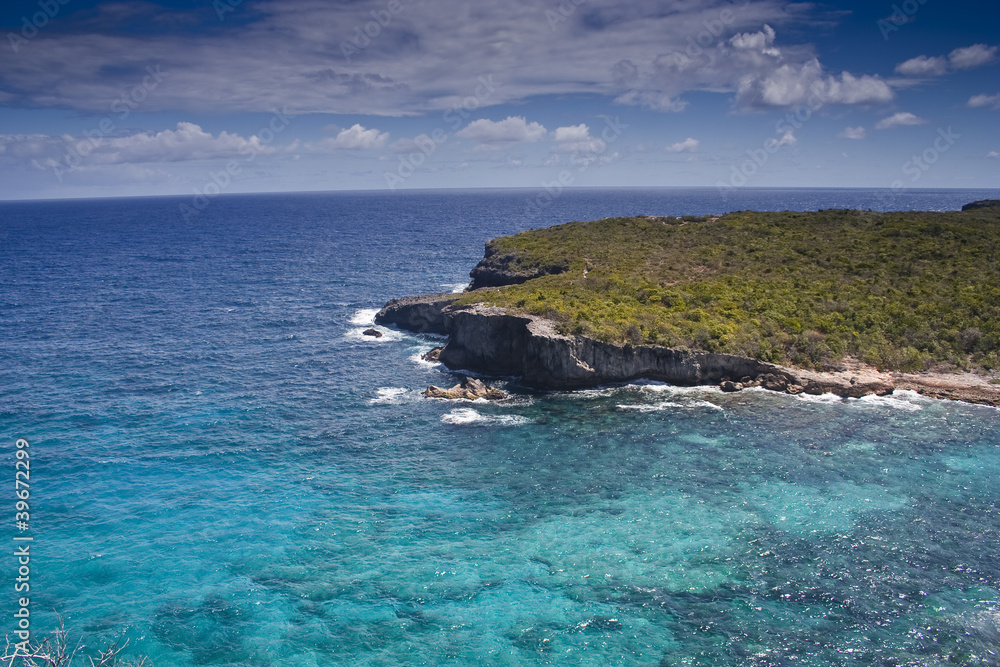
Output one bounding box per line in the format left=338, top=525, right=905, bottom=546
left=375, top=293, right=459, bottom=334
left=467, top=240, right=568, bottom=290
left=961, top=199, right=1000, bottom=211
left=438, top=304, right=781, bottom=390
left=423, top=377, right=507, bottom=400
left=371, top=293, right=1000, bottom=403
left=362, top=328, right=383, bottom=338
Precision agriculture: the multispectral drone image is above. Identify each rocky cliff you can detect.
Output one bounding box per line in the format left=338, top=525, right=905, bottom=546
left=374, top=294, right=901, bottom=398
left=375, top=293, right=458, bottom=335
left=467, top=239, right=568, bottom=290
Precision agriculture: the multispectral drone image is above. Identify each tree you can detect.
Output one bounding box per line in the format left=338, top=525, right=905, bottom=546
left=2, top=620, right=148, bottom=667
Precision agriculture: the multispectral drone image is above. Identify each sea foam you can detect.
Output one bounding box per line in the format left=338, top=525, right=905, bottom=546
left=441, top=408, right=532, bottom=426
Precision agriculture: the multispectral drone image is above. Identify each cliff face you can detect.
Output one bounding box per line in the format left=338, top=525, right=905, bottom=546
left=374, top=293, right=458, bottom=335
left=374, top=294, right=896, bottom=396
left=440, top=304, right=779, bottom=389
left=467, top=240, right=568, bottom=290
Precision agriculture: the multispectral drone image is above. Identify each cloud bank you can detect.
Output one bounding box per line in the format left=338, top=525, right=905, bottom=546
left=0, top=0, right=898, bottom=116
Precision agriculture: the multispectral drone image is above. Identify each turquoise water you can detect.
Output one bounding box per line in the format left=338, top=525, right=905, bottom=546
left=2, top=189, right=999, bottom=665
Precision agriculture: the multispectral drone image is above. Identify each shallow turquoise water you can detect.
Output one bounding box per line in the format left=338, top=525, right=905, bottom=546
left=2, top=189, right=999, bottom=665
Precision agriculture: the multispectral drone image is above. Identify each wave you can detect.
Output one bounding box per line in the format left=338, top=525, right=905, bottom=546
left=344, top=327, right=404, bottom=343
left=440, top=408, right=532, bottom=426
left=616, top=399, right=723, bottom=412
left=630, top=381, right=725, bottom=396
left=854, top=391, right=925, bottom=412
left=348, top=308, right=380, bottom=326
left=794, top=391, right=847, bottom=404
left=409, top=349, right=443, bottom=369
left=369, top=387, right=411, bottom=405
left=345, top=308, right=403, bottom=342
left=441, top=282, right=468, bottom=293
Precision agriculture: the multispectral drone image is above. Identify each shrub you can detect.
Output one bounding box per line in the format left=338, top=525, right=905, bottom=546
left=456, top=208, right=1000, bottom=372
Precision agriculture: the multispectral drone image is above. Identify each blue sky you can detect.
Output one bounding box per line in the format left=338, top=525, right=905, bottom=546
left=0, top=0, right=997, bottom=199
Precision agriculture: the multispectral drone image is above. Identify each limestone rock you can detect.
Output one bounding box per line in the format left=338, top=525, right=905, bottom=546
left=422, top=346, right=443, bottom=362
left=720, top=380, right=742, bottom=392
left=961, top=199, right=1000, bottom=211
left=468, top=240, right=568, bottom=290
left=362, top=328, right=383, bottom=338
left=374, top=293, right=459, bottom=334
left=379, top=295, right=903, bottom=400
left=758, top=373, right=790, bottom=392
left=423, top=377, right=506, bottom=400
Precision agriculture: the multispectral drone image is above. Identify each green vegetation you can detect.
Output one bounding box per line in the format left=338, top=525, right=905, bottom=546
left=454, top=207, right=1000, bottom=372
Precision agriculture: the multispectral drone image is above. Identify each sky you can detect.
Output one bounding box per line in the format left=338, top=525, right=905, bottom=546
left=0, top=0, right=997, bottom=200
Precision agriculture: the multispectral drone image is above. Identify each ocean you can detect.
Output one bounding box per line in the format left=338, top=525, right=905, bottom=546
left=2, top=187, right=999, bottom=666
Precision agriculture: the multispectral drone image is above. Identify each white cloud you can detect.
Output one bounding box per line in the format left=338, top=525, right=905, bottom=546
left=987, top=151, right=1000, bottom=159
left=552, top=124, right=604, bottom=154
left=895, top=55, right=948, bottom=77
left=316, top=124, right=388, bottom=150
left=1, top=123, right=276, bottom=168
left=776, top=129, right=797, bottom=147
left=666, top=137, right=699, bottom=153
left=736, top=58, right=893, bottom=108
left=968, top=93, right=1000, bottom=110
left=457, top=116, right=546, bottom=147
left=949, top=44, right=998, bottom=69
left=895, top=44, right=998, bottom=78
left=552, top=125, right=591, bottom=143
left=729, top=24, right=780, bottom=56
left=613, top=90, right=688, bottom=112
left=0, top=2, right=899, bottom=116
left=838, top=126, right=866, bottom=140
left=875, top=112, right=927, bottom=130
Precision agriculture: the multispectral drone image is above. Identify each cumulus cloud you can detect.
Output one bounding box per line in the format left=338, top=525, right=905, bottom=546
left=666, top=137, right=699, bottom=153
left=737, top=59, right=894, bottom=108
left=775, top=129, right=797, bottom=147
left=729, top=24, right=781, bottom=56
left=552, top=125, right=605, bottom=154
left=613, top=90, right=688, bottom=112
left=0, top=123, right=277, bottom=170
left=315, top=124, right=389, bottom=150
left=838, top=126, right=866, bottom=140
left=614, top=23, right=894, bottom=111
left=457, top=116, right=546, bottom=147
left=895, top=55, right=948, bottom=77
left=0, top=1, right=899, bottom=116
left=968, top=93, right=1000, bottom=110
left=896, top=44, right=998, bottom=77
left=875, top=112, right=927, bottom=130
left=949, top=44, right=998, bottom=69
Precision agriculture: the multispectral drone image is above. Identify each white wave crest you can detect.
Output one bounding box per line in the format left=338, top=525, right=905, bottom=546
left=369, top=387, right=410, bottom=405
left=344, top=326, right=403, bottom=343
left=617, top=399, right=723, bottom=412
left=409, top=350, right=442, bottom=368
left=794, top=392, right=846, bottom=404
left=633, top=382, right=723, bottom=396
left=854, top=392, right=924, bottom=412
left=441, top=408, right=532, bottom=426
left=349, top=308, right=380, bottom=326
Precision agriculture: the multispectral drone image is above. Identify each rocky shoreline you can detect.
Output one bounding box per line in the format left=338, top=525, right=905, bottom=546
left=375, top=294, right=1000, bottom=407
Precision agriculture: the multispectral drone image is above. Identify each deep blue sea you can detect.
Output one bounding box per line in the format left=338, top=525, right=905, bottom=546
left=2, top=187, right=1000, bottom=666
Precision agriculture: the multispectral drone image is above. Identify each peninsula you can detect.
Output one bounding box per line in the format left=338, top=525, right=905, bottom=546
left=376, top=203, right=1000, bottom=406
